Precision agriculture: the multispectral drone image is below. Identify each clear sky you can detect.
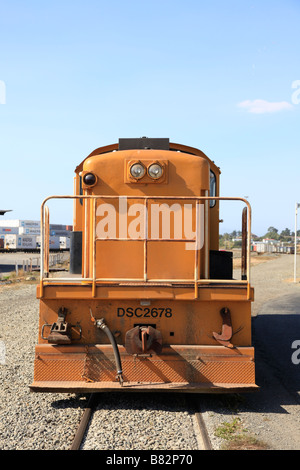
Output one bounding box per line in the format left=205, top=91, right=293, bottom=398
left=0, top=0, right=299, bottom=235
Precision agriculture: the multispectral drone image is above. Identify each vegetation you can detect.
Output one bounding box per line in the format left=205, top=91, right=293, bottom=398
left=0, top=269, right=39, bottom=284
left=214, top=416, right=269, bottom=450
left=220, top=226, right=298, bottom=248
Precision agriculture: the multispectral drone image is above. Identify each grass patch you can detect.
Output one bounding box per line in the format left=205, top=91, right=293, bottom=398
left=0, top=269, right=40, bottom=286
left=223, top=435, right=269, bottom=450
left=214, top=417, right=269, bottom=450
left=215, top=417, right=243, bottom=440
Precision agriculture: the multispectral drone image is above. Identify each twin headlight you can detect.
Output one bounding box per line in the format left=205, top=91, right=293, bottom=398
left=82, top=161, right=166, bottom=187
left=130, top=162, right=163, bottom=180
left=130, top=163, right=146, bottom=179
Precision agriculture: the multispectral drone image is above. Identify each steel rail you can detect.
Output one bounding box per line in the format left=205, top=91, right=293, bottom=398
left=70, top=393, right=98, bottom=450
left=69, top=392, right=212, bottom=451
left=192, top=397, right=213, bottom=450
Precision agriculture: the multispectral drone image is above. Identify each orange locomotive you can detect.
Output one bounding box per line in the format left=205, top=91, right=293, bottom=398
left=31, top=138, right=257, bottom=393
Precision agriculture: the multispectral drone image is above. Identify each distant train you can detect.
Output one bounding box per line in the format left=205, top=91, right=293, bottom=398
left=0, top=234, right=70, bottom=252
left=31, top=138, right=257, bottom=393
left=0, top=220, right=72, bottom=253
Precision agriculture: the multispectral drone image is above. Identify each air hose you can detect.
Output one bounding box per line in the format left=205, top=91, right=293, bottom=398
left=95, top=318, right=124, bottom=386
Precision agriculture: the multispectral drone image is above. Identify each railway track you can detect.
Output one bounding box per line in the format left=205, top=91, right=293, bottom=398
left=70, top=394, right=97, bottom=450
left=192, top=398, right=213, bottom=450
left=69, top=393, right=212, bottom=451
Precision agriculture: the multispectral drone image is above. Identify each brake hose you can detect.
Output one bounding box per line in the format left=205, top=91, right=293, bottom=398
left=95, top=318, right=124, bottom=386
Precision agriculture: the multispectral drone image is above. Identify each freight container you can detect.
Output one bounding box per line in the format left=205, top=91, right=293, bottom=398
left=19, top=227, right=41, bottom=235
left=255, top=243, right=272, bottom=253
left=20, top=220, right=40, bottom=228
left=50, top=230, right=72, bottom=237
left=4, top=234, right=18, bottom=249
left=4, top=234, right=37, bottom=250
left=17, top=235, right=37, bottom=250
left=0, top=227, right=19, bottom=234
left=0, top=219, right=40, bottom=228
left=59, top=236, right=70, bottom=249
left=0, top=220, right=18, bottom=227
left=49, top=236, right=60, bottom=250
left=36, top=235, right=60, bottom=250
left=50, top=224, right=67, bottom=230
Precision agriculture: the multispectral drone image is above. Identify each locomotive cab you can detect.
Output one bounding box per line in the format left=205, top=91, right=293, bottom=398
left=31, top=138, right=257, bottom=393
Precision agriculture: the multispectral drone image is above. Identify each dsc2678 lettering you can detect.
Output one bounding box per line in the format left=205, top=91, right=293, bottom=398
left=117, top=307, right=172, bottom=318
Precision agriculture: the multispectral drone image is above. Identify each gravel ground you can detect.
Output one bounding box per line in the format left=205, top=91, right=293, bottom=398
left=0, top=253, right=299, bottom=450
left=81, top=393, right=201, bottom=450
left=0, top=283, right=86, bottom=450
left=0, top=282, right=202, bottom=450
left=202, top=253, right=300, bottom=450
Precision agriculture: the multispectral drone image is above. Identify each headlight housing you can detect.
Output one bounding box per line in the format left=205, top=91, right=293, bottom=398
left=83, top=172, right=97, bottom=186
left=130, top=162, right=146, bottom=179
left=148, top=163, right=163, bottom=179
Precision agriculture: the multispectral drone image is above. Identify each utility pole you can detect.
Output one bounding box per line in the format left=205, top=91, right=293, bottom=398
left=294, top=203, right=300, bottom=283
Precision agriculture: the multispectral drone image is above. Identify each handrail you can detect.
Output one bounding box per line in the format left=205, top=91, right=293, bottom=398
left=40, top=195, right=252, bottom=299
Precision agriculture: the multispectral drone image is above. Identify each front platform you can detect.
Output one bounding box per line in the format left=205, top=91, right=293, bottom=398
left=30, top=344, right=257, bottom=393
left=30, top=381, right=258, bottom=393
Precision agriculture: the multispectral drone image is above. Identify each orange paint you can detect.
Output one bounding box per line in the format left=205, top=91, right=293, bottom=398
left=31, top=139, right=257, bottom=393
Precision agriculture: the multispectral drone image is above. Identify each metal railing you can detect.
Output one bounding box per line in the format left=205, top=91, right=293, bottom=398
left=40, top=195, right=252, bottom=299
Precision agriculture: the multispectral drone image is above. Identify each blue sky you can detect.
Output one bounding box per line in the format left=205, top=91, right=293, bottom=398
left=0, top=0, right=299, bottom=235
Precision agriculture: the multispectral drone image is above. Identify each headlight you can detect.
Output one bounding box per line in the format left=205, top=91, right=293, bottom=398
left=130, top=163, right=146, bottom=179
left=83, top=172, right=97, bottom=185
left=148, top=163, right=163, bottom=179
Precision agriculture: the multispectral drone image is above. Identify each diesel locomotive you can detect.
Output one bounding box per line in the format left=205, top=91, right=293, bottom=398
left=31, top=138, right=257, bottom=393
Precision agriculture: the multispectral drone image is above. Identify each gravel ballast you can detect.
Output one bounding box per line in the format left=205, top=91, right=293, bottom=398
left=0, top=284, right=84, bottom=450
left=0, top=253, right=300, bottom=450
left=0, top=283, right=201, bottom=450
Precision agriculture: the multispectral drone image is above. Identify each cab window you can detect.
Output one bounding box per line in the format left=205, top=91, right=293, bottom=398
left=210, top=170, right=216, bottom=207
